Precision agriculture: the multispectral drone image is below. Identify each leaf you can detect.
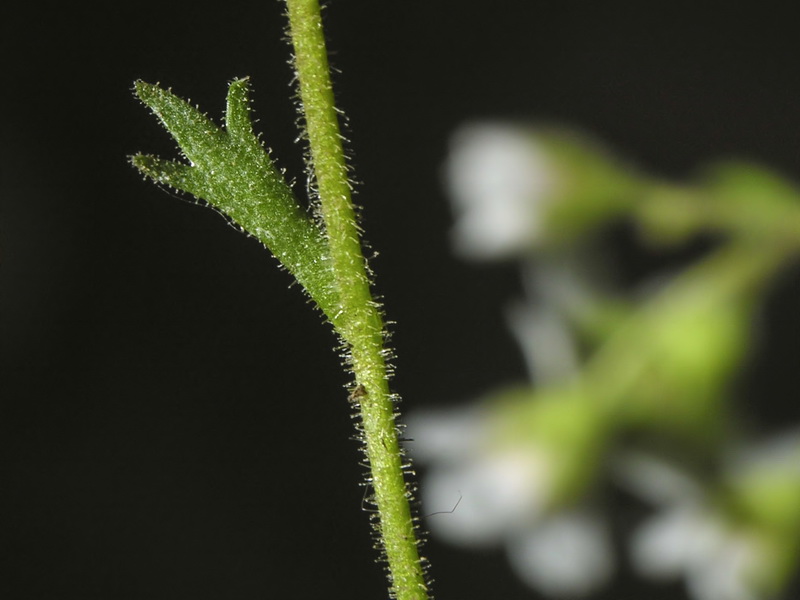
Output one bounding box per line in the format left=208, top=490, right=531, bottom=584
left=130, top=154, right=207, bottom=198
left=132, top=79, right=341, bottom=325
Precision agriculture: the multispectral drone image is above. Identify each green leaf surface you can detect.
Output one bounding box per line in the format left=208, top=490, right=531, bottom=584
left=132, top=79, right=341, bottom=324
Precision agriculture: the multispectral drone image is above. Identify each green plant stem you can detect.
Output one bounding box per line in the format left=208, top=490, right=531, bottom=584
left=284, top=1, right=429, bottom=598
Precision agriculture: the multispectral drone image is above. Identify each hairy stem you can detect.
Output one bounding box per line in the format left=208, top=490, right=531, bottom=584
left=283, top=1, right=429, bottom=598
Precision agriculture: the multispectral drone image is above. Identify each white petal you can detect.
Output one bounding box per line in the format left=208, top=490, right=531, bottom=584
left=507, top=300, right=579, bottom=385
left=633, top=507, right=764, bottom=600
left=507, top=511, right=614, bottom=597
left=422, top=449, right=552, bottom=547
left=631, top=506, right=707, bottom=579
left=404, top=406, right=489, bottom=463
left=446, top=123, right=554, bottom=259
left=613, top=452, right=704, bottom=507
left=686, top=534, right=760, bottom=600
left=522, top=257, right=598, bottom=318
left=452, top=201, right=541, bottom=259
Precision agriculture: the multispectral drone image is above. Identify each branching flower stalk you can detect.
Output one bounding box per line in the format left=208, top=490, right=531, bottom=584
left=130, top=1, right=429, bottom=598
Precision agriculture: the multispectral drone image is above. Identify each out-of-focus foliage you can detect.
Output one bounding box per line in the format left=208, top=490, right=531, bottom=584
left=409, top=123, right=800, bottom=600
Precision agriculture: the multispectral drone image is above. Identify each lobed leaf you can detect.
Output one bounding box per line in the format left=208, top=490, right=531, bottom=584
left=130, top=154, right=207, bottom=198
left=132, top=79, right=341, bottom=325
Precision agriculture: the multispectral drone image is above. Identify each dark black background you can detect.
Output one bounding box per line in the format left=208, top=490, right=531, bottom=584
left=2, top=2, right=800, bottom=599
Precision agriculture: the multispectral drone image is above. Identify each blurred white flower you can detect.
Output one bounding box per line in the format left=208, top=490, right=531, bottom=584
left=407, top=404, right=613, bottom=597
left=420, top=445, right=554, bottom=547
left=407, top=406, right=554, bottom=547
left=435, top=116, right=800, bottom=600
left=620, top=447, right=796, bottom=600
left=632, top=503, right=765, bottom=600
left=523, top=257, right=598, bottom=320
left=632, top=504, right=705, bottom=579
left=403, top=405, right=491, bottom=464
left=686, top=526, right=764, bottom=600
left=614, top=451, right=704, bottom=507
left=446, top=123, right=555, bottom=259
left=507, top=299, right=579, bottom=386
left=507, top=509, right=614, bottom=597
left=509, top=245, right=613, bottom=386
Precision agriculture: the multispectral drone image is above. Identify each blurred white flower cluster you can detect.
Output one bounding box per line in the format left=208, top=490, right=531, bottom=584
left=408, top=123, right=800, bottom=599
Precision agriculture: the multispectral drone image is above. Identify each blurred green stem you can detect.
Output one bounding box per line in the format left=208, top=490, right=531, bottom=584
left=284, top=1, right=429, bottom=598
left=585, top=241, right=788, bottom=418
left=637, top=177, right=800, bottom=247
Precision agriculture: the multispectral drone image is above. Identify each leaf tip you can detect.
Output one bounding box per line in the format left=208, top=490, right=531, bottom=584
left=129, top=153, right=164, bottom=181
left=133, top=79, right=157, bottom=102
left=225, top=76, right=255, bottom=140
left=129, top=152, right=148, bottom=171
